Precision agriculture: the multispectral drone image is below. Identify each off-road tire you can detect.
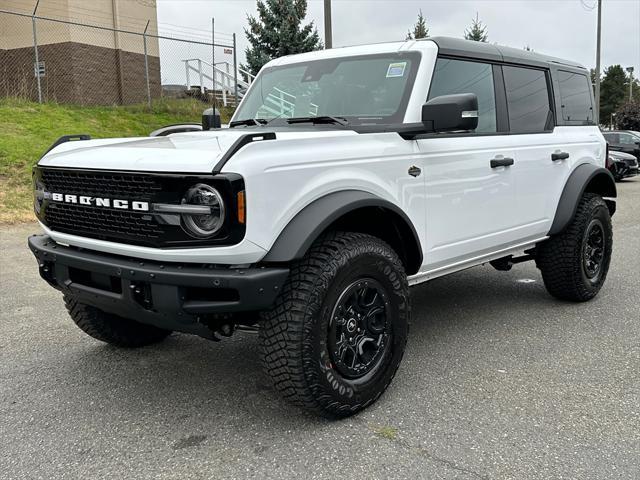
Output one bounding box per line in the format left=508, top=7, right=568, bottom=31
left=64, top=295, right=172, bottom=347
left=259, top=232, right=410, bottom=418
left=536, top=193, right=612, bottom=302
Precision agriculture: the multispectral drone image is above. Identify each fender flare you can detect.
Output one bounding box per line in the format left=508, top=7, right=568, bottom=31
left=549, top=163, right=617, bottom=235
left=262, top=190, right=423, bottom=272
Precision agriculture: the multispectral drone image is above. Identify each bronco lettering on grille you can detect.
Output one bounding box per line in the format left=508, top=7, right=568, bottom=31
left=49, top=192, right=149, bottom=211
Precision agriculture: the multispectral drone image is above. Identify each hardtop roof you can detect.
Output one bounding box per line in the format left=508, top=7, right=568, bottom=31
left=426, top=36, right=585, bottom=70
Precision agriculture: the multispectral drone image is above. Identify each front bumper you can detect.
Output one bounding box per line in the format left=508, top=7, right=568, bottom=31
left=28, top=235, right=288, bottom=334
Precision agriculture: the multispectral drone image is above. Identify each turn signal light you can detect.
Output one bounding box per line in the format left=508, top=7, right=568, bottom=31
left=237, top=190, right=246, bottom=224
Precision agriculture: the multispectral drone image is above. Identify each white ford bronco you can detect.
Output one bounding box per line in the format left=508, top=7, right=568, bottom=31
left=29, top=37, right=616, bottom=417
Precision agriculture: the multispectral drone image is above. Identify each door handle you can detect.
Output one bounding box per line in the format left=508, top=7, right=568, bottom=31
left=551, top=151, right=570, bottom=161
left=490, top=157, right=514, bottom=168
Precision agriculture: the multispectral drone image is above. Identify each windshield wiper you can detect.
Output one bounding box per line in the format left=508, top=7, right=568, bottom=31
left=229, top=118, right=268, bottom=128
left=286, top=116, right=349, bottom=126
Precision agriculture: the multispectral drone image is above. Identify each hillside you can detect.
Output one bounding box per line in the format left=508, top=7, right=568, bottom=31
left=0, top=98, right=233, bottom=223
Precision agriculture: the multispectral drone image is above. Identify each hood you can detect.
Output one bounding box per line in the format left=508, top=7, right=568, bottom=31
left=609, top=150, right=637, bottom=161
left=38, top=128, right=357, bottom=173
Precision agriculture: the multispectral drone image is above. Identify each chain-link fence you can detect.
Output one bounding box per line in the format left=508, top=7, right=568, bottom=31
left=0, top=9, right=246, bottom=106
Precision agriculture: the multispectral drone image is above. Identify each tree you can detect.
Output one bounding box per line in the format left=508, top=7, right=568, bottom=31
left=406, top=9, right=429, bottom=40
left=599, top=65, right=628, bottom=125
left=614, top=101, right=640, bottom=130
left=243, top=0, right=322, bottom=76
left=464, top=13, right=488, bottom=42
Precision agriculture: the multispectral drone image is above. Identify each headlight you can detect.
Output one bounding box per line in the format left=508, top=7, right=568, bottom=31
left=181, top=184, right=225, bottom=238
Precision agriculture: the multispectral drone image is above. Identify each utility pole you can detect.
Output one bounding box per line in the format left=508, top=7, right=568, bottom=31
left=594, top=0, right=602, bottom=124
left=626, top=67, right=634, bottom=100
left=324, top=0, right=332, bottom=49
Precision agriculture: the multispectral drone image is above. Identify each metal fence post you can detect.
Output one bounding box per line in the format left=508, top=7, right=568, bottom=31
left=32, top=0, right=42, bottom=103
left=143, top=20, right=151, bottom=108
left=198, top=59, right=204, bottom=95
left=212, top=17, right=216, bottom=110
left=233, top=33, right=238, bottom=106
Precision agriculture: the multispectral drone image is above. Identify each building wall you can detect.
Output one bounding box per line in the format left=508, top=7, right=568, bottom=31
left=0, top=0, right=161, bottom=104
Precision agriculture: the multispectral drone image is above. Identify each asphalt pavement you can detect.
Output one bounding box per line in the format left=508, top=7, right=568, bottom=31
left=1, top=178, right=638, bottom=480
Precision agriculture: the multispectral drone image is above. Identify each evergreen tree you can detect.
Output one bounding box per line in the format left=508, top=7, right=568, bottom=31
left=406, top=10, right=429, bottom=40
left=600, top=65, right=628, bottom=124
left=464, top=13, right=488, bottom=42
left=243, top=0, right=322, bottom=76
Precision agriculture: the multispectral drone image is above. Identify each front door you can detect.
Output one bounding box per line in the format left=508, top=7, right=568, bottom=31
left=416, top=57, right=518, bottom=271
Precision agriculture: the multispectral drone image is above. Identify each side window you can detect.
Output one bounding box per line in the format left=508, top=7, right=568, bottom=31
left=503, top=66, right=552, bottom=133
left=557, top=70, right=594, bottom=122
left=618, top=133, right=637, bottom=145
left=604, top=133, right=619, bottom=144
left=428, top=58, right=497, bottom=133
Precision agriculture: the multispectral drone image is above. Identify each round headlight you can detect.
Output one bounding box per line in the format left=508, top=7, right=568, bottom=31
left=181, top=184, right=225, bottom=238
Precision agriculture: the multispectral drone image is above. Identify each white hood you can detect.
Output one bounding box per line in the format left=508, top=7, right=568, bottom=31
left=38, top=129, right=357, bottom=173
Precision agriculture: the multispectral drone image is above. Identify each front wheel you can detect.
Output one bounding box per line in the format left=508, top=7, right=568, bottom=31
left=259, top=232, right=410, bottom=418
left=536, top=193, right=612, bottom=302
left=65, top=296, right=172, bottom=347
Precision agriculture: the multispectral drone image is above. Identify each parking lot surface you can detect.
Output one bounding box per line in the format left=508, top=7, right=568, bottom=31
left=1, top=178, right=638, bottom=480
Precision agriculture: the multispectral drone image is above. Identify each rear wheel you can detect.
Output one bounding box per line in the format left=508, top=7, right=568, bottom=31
left=259, top=232, right=409, bottom=418
left=536, top=193, right=612, bottom=302
left=64, top=295, right=172, bottom=347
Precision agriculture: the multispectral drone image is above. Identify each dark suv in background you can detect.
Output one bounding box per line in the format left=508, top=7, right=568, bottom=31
left=603, top=131, right=640, bottom=161
left=608, top=150, right=639, bottom=181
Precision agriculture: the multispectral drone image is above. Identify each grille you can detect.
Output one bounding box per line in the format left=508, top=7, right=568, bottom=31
left=38, top=168, right=166, bottom=245
left=45, top=203, right=163, bottom=241
left=40, top=169, right=162, bottom=200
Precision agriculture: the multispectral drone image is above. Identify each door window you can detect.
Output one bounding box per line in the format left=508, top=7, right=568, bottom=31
left=618, top=133, right=638, bottom=145
left=557, top=70, right=594, bottom=122
left=503, top=66, right=552, bottom=133
left=428, top=58, right=497, bottom=133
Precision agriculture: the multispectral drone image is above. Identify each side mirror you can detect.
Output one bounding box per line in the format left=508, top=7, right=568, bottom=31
left=421, top=93, right=479, bottom=132
left=202, top=108, right=221, bottom=130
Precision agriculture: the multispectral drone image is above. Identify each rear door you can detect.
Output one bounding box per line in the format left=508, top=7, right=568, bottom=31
left=502, top=65, right=567, bottom=239
left=507, top=67, right=602, bottom=239
left=416, top=57, right=518, bottom=271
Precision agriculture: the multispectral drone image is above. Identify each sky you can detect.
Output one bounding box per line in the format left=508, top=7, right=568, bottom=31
left=155, top=0, right=640, bottom=81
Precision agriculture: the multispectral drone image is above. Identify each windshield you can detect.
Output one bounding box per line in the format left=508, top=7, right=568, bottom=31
left=233, top=52, right=420, bottom=126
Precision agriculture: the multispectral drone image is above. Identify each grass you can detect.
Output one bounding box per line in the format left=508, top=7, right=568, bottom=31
left=372, top=425, right=399, bottom=440
left=0, top=97, right=234, bottom=223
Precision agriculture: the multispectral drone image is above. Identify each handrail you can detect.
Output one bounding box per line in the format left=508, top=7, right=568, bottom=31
left=182, top=59, right=253, bottom=106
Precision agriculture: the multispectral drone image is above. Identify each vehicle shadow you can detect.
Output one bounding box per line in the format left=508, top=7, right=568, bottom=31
left=57, top=263, right=560, bottom=426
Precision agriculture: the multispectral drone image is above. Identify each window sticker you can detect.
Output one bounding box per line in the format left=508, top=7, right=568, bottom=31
left=386, top=62, right=407, bottom=78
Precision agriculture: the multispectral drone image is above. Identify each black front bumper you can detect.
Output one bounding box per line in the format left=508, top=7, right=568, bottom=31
left=28, top=235, right=288, bottom=334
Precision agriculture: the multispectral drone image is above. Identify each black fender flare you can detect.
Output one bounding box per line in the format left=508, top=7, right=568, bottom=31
left=549, top=163, right=617, bottom=235
left=262, top=190, right=423, bottom=273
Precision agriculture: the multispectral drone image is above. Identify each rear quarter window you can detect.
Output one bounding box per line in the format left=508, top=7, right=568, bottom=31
left=557, top=70, right=594, bottom=122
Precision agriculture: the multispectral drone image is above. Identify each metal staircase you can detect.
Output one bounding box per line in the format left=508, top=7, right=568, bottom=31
left=182, top=58, right=319, bottom=116
left=182, top=59, right=254, bottom=107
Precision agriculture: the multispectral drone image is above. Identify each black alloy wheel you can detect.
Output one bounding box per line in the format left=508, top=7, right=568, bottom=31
left=327, top=278, right=392, bottom=380
left=582, top=219, right=605, bottom=282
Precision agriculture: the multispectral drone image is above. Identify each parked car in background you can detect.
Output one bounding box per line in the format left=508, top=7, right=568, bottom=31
left=603, top=131, right=640, bottom=161
left=608, top=150, right=639, bottom=181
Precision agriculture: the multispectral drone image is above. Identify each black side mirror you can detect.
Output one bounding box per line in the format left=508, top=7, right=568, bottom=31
left=202, top=108, right=221, bottom=130
left=421, top=93, right=479, bottom=132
